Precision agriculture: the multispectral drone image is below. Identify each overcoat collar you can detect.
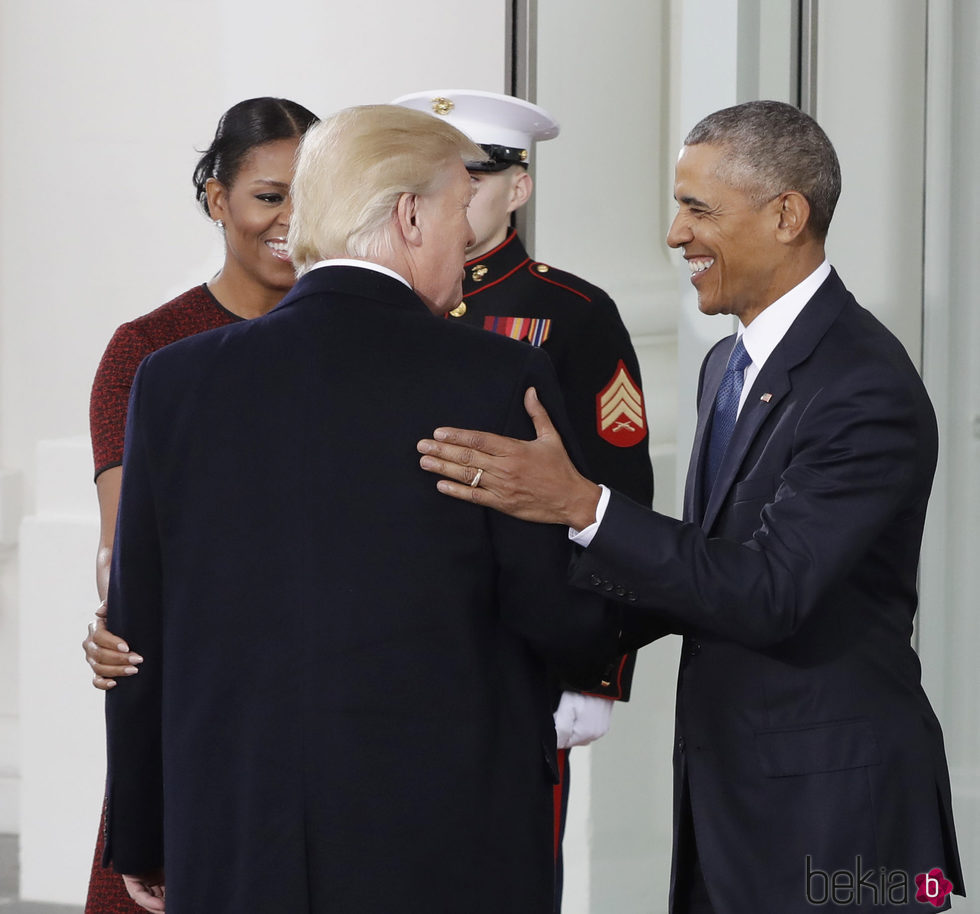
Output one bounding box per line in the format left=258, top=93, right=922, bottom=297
left=272, top=264, right=434, bottom=318
left=685, top=268, right=849, bottom=530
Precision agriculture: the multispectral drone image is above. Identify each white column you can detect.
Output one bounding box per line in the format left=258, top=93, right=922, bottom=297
left=816, top=0, right=928, bottom=359
left=0, top=472, right=23, bottom=834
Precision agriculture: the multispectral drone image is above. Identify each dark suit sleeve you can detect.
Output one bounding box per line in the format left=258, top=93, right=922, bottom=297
left=488, top=347, right=622, bottom=685
left=104, top=360, right=166, bottom=875
left=570, top=358, right=934, bottom=649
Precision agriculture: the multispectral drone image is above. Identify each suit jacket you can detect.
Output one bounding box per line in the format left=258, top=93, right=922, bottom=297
left=104, top=266, right=620, bottom=914
left=455, top=230, right=653, bottom=698
left=570, top=270, right=963, bottom=912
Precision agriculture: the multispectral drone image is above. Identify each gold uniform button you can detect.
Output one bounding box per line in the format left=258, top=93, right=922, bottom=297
left=471, top=264, right=489, bottom=282
left=535, top=263, right=550, bottom=274
left=449, top=302, right=467, bottom=318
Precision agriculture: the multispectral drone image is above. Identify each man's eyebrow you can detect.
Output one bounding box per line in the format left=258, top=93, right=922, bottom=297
left=676, top=194, right=710, bottom=208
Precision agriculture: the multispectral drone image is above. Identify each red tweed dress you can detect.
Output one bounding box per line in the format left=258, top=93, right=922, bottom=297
left=86, top=285, right=240, bottom=913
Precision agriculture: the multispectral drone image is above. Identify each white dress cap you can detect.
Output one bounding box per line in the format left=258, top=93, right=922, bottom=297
left=391, top=89, right=559, bottom=168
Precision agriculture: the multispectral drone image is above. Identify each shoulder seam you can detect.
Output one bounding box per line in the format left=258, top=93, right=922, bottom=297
left=526, top=264, right=593, bottom=302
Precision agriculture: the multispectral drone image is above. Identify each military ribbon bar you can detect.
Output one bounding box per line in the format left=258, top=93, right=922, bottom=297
left=483, top=316, right=552, bottom=347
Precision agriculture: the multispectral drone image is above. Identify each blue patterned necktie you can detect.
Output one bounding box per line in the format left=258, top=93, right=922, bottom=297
left=704, top=336, right=752, bottom=494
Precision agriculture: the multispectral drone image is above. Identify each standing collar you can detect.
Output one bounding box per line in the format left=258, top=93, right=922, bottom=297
left=465, top=230, right=529, bottom=271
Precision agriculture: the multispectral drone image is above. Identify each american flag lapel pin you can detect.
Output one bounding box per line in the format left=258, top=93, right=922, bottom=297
left=760, top=393, right=773, bottom=403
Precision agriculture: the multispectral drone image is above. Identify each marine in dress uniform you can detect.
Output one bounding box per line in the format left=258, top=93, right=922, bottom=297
left=458, top=231, right=652, bottom=524
left=393, top=88, right=653, bottom=688
left=393, top=89, right=654, bottom=909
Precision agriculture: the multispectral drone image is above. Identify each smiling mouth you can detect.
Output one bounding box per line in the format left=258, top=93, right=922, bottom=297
left=266, top=239, right=291, bottom=262
left=688, top=257, right=714, bottom=277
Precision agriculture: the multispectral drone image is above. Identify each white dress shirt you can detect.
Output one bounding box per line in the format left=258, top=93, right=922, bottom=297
left=735, top=260, right=830, bottom=417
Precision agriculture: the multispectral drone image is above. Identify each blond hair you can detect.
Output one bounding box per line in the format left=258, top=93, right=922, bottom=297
left=288, top=105, right=487, bottom=273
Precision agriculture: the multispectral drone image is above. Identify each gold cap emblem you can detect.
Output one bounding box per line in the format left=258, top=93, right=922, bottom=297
left=449, top=302, right=467, bottom=318
left=471, top=264, right=489, bottom=282
left=431, top=97, right=454, bottom=116
left=520, top=149, right=528, bottom=161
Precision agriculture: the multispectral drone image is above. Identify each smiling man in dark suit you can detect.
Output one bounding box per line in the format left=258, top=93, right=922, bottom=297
left=417, top=100, right=964, bottom=912
left=104, top=104, right=621, bottom=914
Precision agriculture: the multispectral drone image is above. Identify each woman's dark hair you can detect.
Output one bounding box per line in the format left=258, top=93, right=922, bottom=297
left=193, top=97, right=319, bottom=217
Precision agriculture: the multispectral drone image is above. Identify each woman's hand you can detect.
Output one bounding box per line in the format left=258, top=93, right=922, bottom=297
left=82, top=600, right=142, bottom=690
left=122, top=869, right=165, bottom=913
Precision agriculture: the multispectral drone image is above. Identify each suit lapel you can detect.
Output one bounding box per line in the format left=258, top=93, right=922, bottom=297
left=700, top=368, right=790, bottom=531
left=692, top=269, right=850, bottom=531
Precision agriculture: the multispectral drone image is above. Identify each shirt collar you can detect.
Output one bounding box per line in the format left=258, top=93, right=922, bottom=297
left=308, top=258, right=412, bottom=290
left=738, top=260, right=831, bottom=371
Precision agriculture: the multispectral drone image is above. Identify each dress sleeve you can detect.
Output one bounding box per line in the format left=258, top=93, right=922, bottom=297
left=90, top=322, right=155, bottom=479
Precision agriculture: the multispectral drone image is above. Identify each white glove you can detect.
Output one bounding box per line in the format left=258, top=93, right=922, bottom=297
left=553, top=691, right=614, bottom=749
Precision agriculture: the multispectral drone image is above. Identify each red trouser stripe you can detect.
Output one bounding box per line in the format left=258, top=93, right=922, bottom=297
left=553, top=747, right=568, bottom=860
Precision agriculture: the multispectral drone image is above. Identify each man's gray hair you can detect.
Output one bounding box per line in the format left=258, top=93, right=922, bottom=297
left=685, top=100, right=841, bottom=239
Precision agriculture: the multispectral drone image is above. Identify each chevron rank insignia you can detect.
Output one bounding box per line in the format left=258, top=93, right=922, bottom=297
left=596, top=360, right=647, bottom=447
left=482, top=316, right=552, bottom=347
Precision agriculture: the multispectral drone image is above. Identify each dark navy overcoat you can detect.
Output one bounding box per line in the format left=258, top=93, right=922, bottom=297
left=105, top=265, right=619, bottom=913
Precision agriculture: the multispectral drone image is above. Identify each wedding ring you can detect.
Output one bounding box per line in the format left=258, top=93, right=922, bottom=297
left=470, top=468, right=484, bottom=488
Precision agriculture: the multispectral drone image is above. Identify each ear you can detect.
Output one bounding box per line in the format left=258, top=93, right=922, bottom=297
left=205, top=177, right=228, bottom=223
left=507, top=170, right=533, bottom=215
left=395, top=192, right=423, bottom=247
left=774, top=191, right=811, bottom=243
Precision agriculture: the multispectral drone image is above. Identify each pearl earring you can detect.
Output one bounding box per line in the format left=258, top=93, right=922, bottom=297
left=215, top=220, right=224, bottom=229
